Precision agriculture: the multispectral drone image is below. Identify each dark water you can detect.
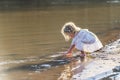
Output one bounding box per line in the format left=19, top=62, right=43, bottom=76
left=0, top=4, right=120, bottom=80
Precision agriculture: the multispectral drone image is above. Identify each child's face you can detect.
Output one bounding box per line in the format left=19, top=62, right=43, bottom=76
left=67, top=33, right=75, bottom=38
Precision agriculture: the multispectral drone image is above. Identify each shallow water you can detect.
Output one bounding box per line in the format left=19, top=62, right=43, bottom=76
left=0, top=4, right=120, bottom=80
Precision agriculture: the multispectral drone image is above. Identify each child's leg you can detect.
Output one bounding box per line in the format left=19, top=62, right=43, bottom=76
left=80, top=51, right=86, bottom=57
left=80, top=51, right=86, bottom=62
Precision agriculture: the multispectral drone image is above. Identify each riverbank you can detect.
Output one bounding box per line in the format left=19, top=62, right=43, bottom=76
left=71, top=38, right=120, bottom=80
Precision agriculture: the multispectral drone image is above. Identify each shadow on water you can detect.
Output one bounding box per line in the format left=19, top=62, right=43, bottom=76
left=4, top=54, right=83, bottom=74
left=4, top=56, right=71, bottom=73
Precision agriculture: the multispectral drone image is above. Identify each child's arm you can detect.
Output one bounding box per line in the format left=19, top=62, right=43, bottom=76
left=65, top=44, right=75, bottom=57
left=67, top=44, right=75, bottom=54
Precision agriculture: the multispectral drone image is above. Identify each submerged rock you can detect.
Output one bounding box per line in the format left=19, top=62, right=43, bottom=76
left=113, top=66, right=120, bottom=72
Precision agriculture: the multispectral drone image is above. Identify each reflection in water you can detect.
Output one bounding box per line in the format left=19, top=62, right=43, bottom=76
left=58, top=64, right=73, bottom=80
left=57, top=55, right=87, bottom=80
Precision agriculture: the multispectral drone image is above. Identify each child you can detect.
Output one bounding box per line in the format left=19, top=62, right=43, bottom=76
left=61, top=22, right=103, bottom=60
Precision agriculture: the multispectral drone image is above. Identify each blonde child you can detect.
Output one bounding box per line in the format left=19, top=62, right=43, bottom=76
left=61, top=22, right=103, bottom=60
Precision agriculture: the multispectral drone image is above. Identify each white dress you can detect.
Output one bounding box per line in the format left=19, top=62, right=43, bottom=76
left=71, top=29, right=103, bottom=52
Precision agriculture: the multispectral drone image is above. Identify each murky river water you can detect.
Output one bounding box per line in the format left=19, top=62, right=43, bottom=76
left=0, top=4, right=120, bottom=80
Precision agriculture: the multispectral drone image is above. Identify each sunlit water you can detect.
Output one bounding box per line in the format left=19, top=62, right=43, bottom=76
left=0, top=4, right=120, bottom=80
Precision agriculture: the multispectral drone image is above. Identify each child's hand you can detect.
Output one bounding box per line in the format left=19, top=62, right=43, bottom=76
left=65, top=53, right=72, bottom=58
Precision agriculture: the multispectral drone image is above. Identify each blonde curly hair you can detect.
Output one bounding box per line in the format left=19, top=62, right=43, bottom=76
left=61, top=22, right=81, bottom=41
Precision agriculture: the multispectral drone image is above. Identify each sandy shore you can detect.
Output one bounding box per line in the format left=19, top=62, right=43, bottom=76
left=71, top=38, right=120, bottom=80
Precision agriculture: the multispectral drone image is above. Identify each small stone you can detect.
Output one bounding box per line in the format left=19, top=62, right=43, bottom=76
left=113, top=66, right=120, bottom=72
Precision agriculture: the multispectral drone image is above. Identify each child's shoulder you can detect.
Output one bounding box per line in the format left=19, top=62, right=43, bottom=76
left=79, top=29, right=89, bottom=34
left=76, top=29, right=87, bottom=37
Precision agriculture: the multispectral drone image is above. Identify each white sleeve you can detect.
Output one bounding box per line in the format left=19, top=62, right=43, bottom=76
left=71, top=31, right=81, bottom=45
left=71, top=38, right=76, bottom=45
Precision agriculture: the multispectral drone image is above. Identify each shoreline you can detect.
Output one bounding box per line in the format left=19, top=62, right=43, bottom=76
left=72, top=38, right=120, bottom=80
left=57, top=36, right=120, bottom=80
